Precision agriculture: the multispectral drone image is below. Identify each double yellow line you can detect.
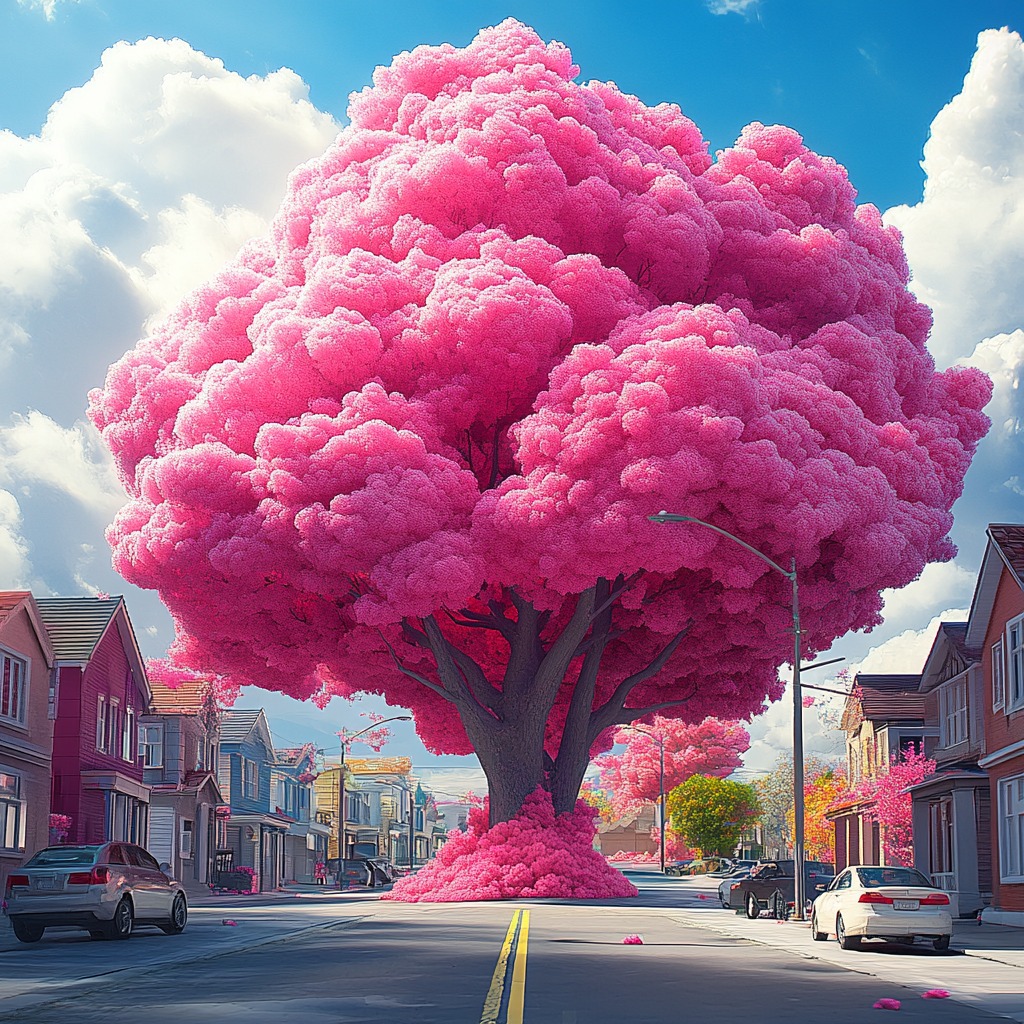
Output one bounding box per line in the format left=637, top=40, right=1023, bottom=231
left=480, top=908, right=531, bottom=1024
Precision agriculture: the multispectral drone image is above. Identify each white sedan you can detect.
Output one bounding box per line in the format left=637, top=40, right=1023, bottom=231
left=810, top=865, right=954, bottom=952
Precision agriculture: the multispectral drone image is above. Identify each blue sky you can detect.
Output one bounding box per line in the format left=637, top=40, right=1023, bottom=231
left=2, top=0, right=1024, bottom=789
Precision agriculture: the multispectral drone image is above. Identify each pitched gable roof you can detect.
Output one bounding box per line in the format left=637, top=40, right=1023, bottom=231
left=148, top=678, right=207, bottom=714
left=919, top=622, right=980, bottom=693
left=35, top=596, right=122, bottom=661
left=0, top=591, right=56, bottom=665
left=842, top=673, right=924, bottom=728
left=966, top=524, right=1024, bottom=647
left=220, top=708, right=273, bottom=753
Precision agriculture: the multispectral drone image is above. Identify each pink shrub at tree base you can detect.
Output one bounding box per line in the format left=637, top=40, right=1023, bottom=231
left=384, top=789, right=637, bottom=902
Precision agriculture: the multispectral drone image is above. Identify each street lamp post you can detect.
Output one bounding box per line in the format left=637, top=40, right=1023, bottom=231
left=622, top=725, right=667, bottom=874
left=336, top=715, right=411, bottom=890
left=649, top=511, right=807, bottom=920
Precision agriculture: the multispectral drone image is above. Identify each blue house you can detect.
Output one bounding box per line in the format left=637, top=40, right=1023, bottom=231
left=217, top=709, right=289, bottom=891
left=272, top=743, right=330, bottom=883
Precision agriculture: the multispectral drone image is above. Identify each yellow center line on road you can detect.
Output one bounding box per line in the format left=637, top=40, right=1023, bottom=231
left=506, top=908, right=530, bottom=1024
left=480, top=909, right=523, bottom=1024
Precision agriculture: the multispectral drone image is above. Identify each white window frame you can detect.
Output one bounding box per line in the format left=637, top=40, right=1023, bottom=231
left=96, top=695, right=108, bottom=752
left=994, top=639, right=1006, bottom=711
left=244, top=758, right=258, bottom=800
left=0, top=767, right=26, bottom=852
left=0, top=646, right=27, bottom=726
left=1008, top=615, right=1024, bottom=713
left=108, top=698, right=120, bottom=758
left=180, top=820, right=193, bottom=859
left=140, top=723, right=164, bottom=768
left=939, top=678, right=968, bottom=747
left=122, top=706, right=135, bottom=762
left=998, top=773, right=1024, bottom=883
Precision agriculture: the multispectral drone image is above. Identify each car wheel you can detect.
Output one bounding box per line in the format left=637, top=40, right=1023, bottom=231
left=107, top=897, right=134, bottom=940
left=745, top=892, right=760, bottom=919
left=836, top=914, right=860, bottom=950
left=933, top=934, right=950, bottom=951
left=11, top=917, right=44, bottom=943
left=811, top=912, right=827, bottom=942
left=160, top=893, right=188, bottom=935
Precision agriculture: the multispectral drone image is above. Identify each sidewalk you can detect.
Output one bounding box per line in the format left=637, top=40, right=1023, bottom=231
left=675, top=905, right=1024, bottom=1022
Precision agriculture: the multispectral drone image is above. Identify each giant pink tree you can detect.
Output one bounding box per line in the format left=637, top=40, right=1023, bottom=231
left=597, top=716, right=749, bottom=818
left=89, top=21, right=990, bottom=897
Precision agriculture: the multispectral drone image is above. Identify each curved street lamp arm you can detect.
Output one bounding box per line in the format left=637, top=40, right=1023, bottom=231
left=340, top=714, right=412, bottom=746
left=649, top=512, right=793, bottom=581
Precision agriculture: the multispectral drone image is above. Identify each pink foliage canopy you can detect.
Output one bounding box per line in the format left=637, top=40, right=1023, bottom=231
left=383, top=789, right=637, bottom=901
left=597, top=716, right=749, bottom=815
left=90, top=20, right=990, bottom=761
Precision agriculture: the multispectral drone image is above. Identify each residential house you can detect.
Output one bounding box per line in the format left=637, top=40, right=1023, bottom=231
left=217, top=709, right=290, bottom=891
left=595, top=805, right=658, bottom=859
left=908, top=622, right=991, bottom=917
left=0, top=592, right=55, bottom=893
left=968, top=524, right=1024, bottom=927
left=272, top=743, right=330, bottom=883
left=315, top=756, right=415, bottom=867
left=827, top=673, right=932, bottom=871
left=140, top=678, right=224, bottom=887
left=36, top=597, right=151, bottom=847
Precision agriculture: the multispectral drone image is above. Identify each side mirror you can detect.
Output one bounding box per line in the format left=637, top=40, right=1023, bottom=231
left=159, top=862, right=172, bottom=874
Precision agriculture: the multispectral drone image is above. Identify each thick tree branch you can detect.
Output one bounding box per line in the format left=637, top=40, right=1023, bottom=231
left=421, top=615, right=500, bottom=732
left=614, top=691, right=696, bottom=722
left=532, top=586, right=597, bottom=713
left=502, top=588, right=543, bottom=701
left=379, top=631, right=458, bottom=704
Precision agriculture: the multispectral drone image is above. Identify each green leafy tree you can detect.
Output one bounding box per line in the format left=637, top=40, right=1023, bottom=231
left=667, top=775, right=760, bottom=857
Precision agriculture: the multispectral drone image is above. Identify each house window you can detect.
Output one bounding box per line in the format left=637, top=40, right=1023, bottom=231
left=1007, top=616, right=1024, bottom=712
left=994, top=639, right=1006, bottom=711
left=243, top=758, right=258, bottom=800
left=939, top=680, right=968, bottom=747
left=96, top=695, right=109, bottom=752
left=998, top=773, right=1024, bottom=882
left=122, top=706, right=135, bottom=762
left=0, top=770, right=26, bottom=851
left=180, top=820, right=193, bottom=859
left=140, top=724, right=164, bottom=768
left=928, top=798, right=954, bottom=875
left=0, top=649, right=27, bottom=725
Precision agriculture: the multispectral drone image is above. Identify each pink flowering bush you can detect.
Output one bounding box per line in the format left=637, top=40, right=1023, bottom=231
left=385, top=789, right=637, bottom=901
left=607, top=850, right=659, bottom=864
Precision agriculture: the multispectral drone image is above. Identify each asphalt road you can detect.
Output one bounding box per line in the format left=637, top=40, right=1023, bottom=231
left=0, top=875, right=1007, bottom=1024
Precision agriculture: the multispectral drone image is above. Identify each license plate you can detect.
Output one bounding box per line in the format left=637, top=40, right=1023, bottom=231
left=893, top=899, right=919, bottom=911
left=34, top=876, right=62, bottom=890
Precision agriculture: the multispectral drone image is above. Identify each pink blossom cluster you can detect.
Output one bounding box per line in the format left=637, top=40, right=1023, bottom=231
left=607, top=850, right=659, bottom=864
left=597, top=716, right=749, bottom=814
left=90, top=19, right=991, bottom=757
left=384, top=789, right=638, bottom=901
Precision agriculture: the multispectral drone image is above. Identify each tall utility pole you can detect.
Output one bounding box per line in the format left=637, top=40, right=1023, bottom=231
left=335, top=715, right=411, bottom=890
left=649, top=511, right=807, bottom=919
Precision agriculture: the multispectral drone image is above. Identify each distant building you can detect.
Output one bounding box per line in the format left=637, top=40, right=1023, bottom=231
left=36, top=597, right=151, bottom=847
left=0, top=592, right=56, bottom=893
left=217, top=709, right=290, bottom=891
left=827, top=673, right=932, bottom=870
left=272, top=743, right=330, bottom=883
left=141, top=678, right=224, bottom=887
left=595, top=805, right=658, bottom=859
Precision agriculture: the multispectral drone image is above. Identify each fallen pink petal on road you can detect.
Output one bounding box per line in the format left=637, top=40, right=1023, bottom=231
left=872, top=998, right=901, bottom=1010
left=621, top=934, right=644, bottom=944
left=921, top=990, right=950, bottom=999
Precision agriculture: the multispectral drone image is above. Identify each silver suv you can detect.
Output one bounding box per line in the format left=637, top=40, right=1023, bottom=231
left=4, top=842, right=188, bottom=942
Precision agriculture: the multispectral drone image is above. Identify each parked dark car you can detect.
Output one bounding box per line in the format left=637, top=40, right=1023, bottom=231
left=337, top=856, right=398, bottom=888
left=665, top=859, right=695, bottom=876
left=730, top=860, right=835, bottom=919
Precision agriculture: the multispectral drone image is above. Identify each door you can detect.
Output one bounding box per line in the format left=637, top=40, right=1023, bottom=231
left=126, top=844, right=171, bottom=918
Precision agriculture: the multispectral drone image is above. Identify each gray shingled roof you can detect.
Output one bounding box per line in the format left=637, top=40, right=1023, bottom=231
left=35, top=596, right=122, bottom=661
left=219, top=709, right=264, bottom=743
left=856, top=674, right=925, bottom=720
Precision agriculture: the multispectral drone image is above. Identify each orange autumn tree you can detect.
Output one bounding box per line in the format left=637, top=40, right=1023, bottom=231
left=786, top=766, right=847, bottom=863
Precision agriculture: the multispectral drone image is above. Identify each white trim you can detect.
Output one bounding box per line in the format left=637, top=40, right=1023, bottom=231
left=1006, top=613, right=1024, bottom=712
left=979, top=736, right=1024, bottom=769
left=993, top=638, right=1006, bottom=711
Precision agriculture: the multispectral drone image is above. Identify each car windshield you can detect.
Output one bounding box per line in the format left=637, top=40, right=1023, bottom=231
left=25, top=846, right=101, bottom=867
left=856, top=867, right=934, bottom=889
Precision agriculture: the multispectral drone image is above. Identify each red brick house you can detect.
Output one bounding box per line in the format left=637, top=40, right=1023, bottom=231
left=36, top=597, right=152, bottom=847
left=969, top=525, right=1024, bottom=927
left=0, top=592, right=55, bottom=893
